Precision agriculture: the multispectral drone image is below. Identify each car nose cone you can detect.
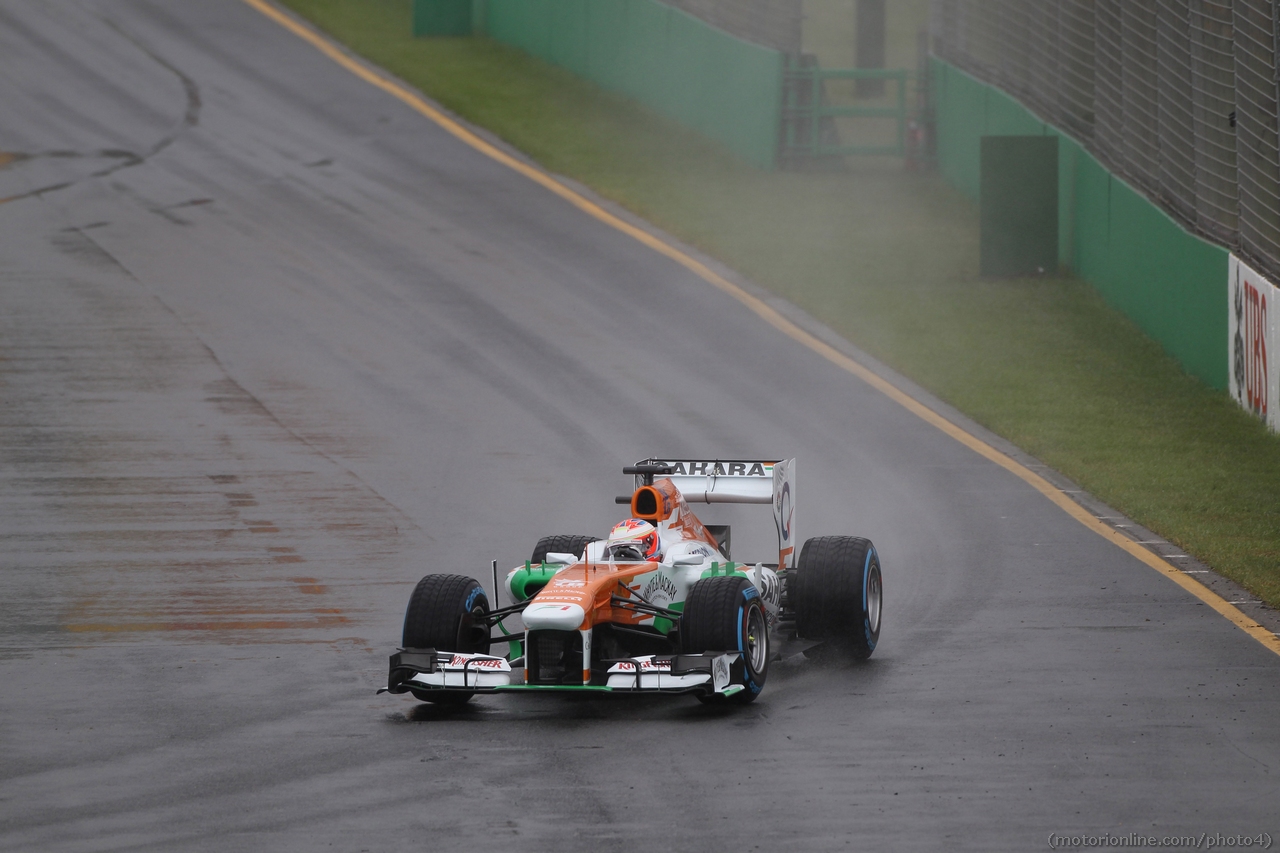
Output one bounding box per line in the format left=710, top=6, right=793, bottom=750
left=522, top=602, right=586, bottom=631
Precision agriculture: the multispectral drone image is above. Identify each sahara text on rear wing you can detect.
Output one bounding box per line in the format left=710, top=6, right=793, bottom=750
left=625, top=458, right=797, bottom=569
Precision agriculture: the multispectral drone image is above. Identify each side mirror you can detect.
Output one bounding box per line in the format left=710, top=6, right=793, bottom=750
left=543, top=552, right=578, bottom=565
left=672, top=555, right=704, bottom=567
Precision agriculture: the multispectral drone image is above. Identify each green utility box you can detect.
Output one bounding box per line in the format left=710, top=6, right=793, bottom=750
left=980, top=135, right=1058, bottom=277
left=413, top=0, right=472, bottom=37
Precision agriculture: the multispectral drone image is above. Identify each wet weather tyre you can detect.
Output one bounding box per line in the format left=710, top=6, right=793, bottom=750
left=793, top=536, right=882, bottom=660
left=530, top=535, right=599, bottom=564
left=402, top=574, right=491, bottom=705
left=681, top=576, right=769, bottom=704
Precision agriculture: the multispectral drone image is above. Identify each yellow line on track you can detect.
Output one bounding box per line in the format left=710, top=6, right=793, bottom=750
left=242, top=0, right=1280, bottom=660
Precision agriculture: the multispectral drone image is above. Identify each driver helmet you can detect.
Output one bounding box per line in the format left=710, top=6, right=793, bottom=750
left=606, top=518, right=660, bottom=560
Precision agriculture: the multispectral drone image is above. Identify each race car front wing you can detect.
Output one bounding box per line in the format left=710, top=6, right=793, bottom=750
left=379, top=649, right=748, bottom=698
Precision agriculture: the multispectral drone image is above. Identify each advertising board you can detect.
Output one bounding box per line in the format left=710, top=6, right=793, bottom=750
left=1229, top=255, right=1280, bottom=431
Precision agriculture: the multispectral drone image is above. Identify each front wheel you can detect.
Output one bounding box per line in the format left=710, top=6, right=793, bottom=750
left=793, top=536, right=881, bottom=660
left=402, top=574, right=491, bottom=704
left=681, top=576, right=769, bottom=704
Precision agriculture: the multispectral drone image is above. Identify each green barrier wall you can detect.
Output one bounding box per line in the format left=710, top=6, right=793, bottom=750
left=482, top=0, right=782, bottom=169
left=413, top=0, right=473, bottom=35
left=931, top=57, right=1229, bottom=390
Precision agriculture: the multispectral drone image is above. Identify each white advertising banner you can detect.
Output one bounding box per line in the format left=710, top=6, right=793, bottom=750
left=1229, top=254, right=1280, bottom=431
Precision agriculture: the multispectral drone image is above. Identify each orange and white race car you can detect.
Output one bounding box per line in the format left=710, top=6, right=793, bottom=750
left=380, top=459, right=882, bottom=705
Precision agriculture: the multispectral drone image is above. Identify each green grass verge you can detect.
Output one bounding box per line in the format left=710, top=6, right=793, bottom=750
left=277, top=0, right=1280, bottom=608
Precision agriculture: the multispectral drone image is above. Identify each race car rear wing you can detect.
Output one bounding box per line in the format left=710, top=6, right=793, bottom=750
left=626, top=458, right=798, bottom=570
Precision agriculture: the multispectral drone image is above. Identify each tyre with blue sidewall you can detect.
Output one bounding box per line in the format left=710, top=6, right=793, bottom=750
left=402, top=573, right=491, bottom=704
left=680, top=575, right=769, bottom=704
left=794, top=536, right=881, bottom=660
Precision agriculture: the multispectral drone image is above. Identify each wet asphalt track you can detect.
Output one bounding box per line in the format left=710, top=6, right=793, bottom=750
left=1, top=2, right=1279, bottom=850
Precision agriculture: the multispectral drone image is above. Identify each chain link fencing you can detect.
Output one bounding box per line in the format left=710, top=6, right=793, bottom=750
left=933, top=0, right=1280, bottom=283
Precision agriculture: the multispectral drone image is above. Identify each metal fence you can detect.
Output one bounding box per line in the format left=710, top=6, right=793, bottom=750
left=933, top=0, right=1280, bottom=283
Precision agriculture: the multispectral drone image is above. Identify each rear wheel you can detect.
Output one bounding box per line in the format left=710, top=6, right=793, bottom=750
left=530, top=535, right=598, bottom=564
left=793, top=536, right=882, bottom=660
left=402, top=574, right=491, bottom=704
left=681, top=576, right=769, bottom=704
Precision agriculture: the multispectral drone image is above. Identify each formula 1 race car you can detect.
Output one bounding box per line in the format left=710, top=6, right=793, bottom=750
left=380, top=459, right=881, bottom=705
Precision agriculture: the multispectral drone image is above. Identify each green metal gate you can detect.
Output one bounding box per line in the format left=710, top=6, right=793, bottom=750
left=781, top=59, right=911, bottom=160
